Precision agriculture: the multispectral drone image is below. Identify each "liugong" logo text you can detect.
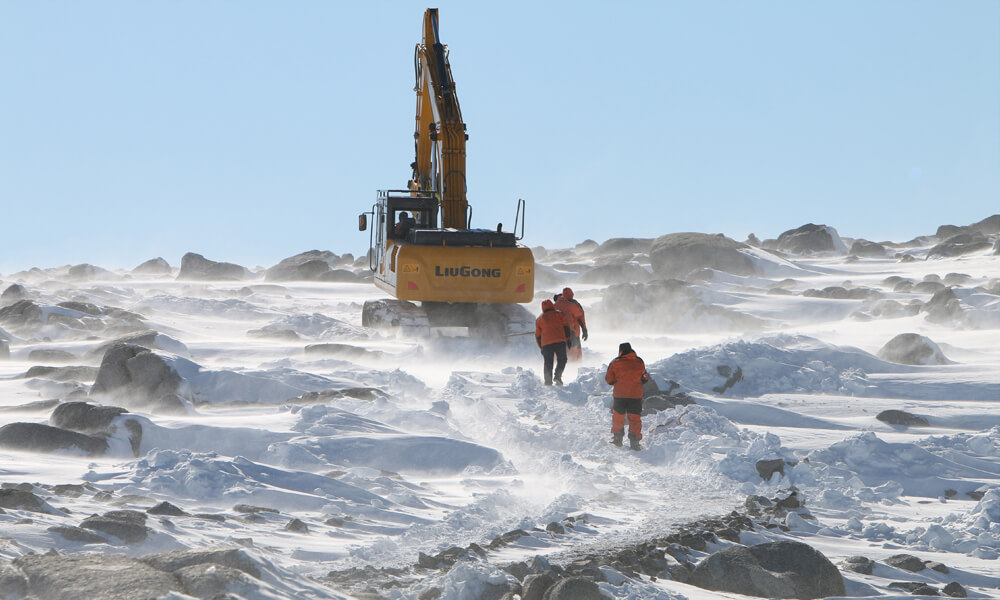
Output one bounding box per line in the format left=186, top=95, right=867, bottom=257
left=434, top=266, right=501, bottom=278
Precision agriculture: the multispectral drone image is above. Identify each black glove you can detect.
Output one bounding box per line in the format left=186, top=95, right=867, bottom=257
left=581, top=327, right=588, bottom=341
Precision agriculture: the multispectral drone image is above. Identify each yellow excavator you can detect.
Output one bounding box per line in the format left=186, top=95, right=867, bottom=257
left=359, top=8, right=535, bottom=337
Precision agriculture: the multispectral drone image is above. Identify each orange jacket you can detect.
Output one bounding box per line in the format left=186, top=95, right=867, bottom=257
left=535, top=301, right=571, bottom=346
left=554, top=296, right=585, bottom=335
left=605, top=351, right=650, bottom=399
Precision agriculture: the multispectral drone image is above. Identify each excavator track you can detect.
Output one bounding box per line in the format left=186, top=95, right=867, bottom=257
left=362, top=299, right=534, bottom=340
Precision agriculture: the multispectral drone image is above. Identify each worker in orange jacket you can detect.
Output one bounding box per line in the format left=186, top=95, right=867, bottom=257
left=535, top=299, right=571, bottom=386
left=554, top=287, right=587, bottom=362
left=605, top=342, right=650, bottom=450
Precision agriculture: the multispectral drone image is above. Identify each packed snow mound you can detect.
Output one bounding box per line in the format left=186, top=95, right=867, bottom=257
left=264, top=404, right=508, bottom=475
left=648, top=335, right=894, bottom=397
left=806, top=432, right=994, bottom=498
left=877, top=333, right=951, bottom=365
left=123, top=449, right=385, bottom=511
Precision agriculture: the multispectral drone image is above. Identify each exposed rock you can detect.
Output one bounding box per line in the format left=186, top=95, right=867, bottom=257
left=68, top=263, right=116, bottom=280
left=233, top=503, right=280, bottom=514
left=943, top=581, right=968, bottom=598
left=969, top=214, right=1000, bottom=234
left=889, top=581, right=939, bottom=595
left=177, top=252, right=250, bottom=281
left=840, top=555, right=874, bottom=575
left=0, top=422, right=109, bottom=456
left=0, top=562, right=28, bottom=598
left=141, top=548, right=263, bottom=579
left=303, top=343, right=381, bottom=360
left=264, top=250, right=339, bottom=281
left=928, top=232, right=993, bottom=259
left=593, top=237, right=654, bottom=256
left=877, top=333, right=950, bottom=365
left=320, top=268, right=363, bottom=282
left=89, top=330, right=188, bottom=358
left=755, top=459, right=786, bottom=481
left=246, top=327, right=300, bottom=340
left=1, top=283, right=28, bottom=304
left=521, top=571, right=557, bottom=600
left=48, top=524, right=109, bottom=544
left=57, top=301, right=102, bottom=315
left=850, top=240, right=887, bottom=257
left=24, top=365, right=99, bottom=382
left=543, top=576, right=603, bottom=600
left=876, top=409, right=929, bottom=427
left=0, top=299, right=43, bottom=327
left=926, top=561, right=949, bottom=574
left=50, top=401, right=128, bottom=433
left=80, top=510, right=149, bottom=544
left=285, top=517, right=309, bottom=533
left=91, top=343, right=188, bottom=413
left=14, top=552, right=178, bottom=600
left=174, top=563, right=260, bottom=598
left=132, top=257, right=172, bottom=276
left=913, top=280, right=946, bottom=294
left=649, top=233, right=756, bottom=279
left=27, top=348, right=77, bottom=363
left=147, top=501, right=188, bottom=516
left=0, top=488, right=50, bottom=512
left=922, top=288, right=965, bottom=324
left=689, top=540, right=844, bottom=599
left=768, top=223, right=847, bottom=255
left=884, top=553, right=926, bottom=572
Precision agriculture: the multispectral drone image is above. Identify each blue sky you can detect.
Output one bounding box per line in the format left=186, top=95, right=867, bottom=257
left=1, top=1, right=997, bottom=273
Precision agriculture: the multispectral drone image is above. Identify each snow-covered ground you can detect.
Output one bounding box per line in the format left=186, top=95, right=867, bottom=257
left=0, top=222, right=998, bottom=599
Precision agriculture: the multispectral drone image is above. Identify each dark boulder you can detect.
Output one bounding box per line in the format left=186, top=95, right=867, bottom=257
left=48, top=524, right=109, bottom=544
left=840, top=555, right=874, bottom=575
left=141, top=548, right=263, bottom=579
left=24, top=365, right=99, bottom=382
left=80, top=510, right=149, bottom=544
left=50, top=401, right=128, bottom=433
left=0, top=422, right=108, bottom=456
left=27, top=348, right=77, bottom=363
left=0, top=562, right=28, bottom=598
left=889, top=581, right=939, bottom=595
left=177, top=252, right=250, bottom=281
left=14, top=552, right=178, bottom=599
left=884, top=553, right=926, bottom=572
left=147, top=501, right=188, bottom=516
left=265, top=250, right=338, bottom=281
left=755, top=459, right=786, bottom=481
left=943, top=581, right=968, bottom=598
left=1, top=284, right=28, bottom=304
left=0, top=488, right=51, bottom=513
left=542, top=576, right=603, bottom=600
left=877, top=333, right=950, bottom=365
left=649, top=233, right=756, bottom=279
left=689, top=540, right=844, bottom=599
left=132, top=257, right=172, bottom=276
left=927, top=233, right=993, bottom=259
left=68, top=264, right=115, bottom=280
left=91, top=343, right=187, bottom=412
left=850, top=240, right=888, bottom=257
left=0, top=300, right=42, bottom=327
left=769, top=224, right=846, bottom=255
left=876, top=410, right=929, bottom=427
left=922, top=288, right=965, bottom=324
left=174, top=563, right=260, bottom=598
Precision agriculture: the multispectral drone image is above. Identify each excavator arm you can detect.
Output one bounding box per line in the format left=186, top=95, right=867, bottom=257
left=409, top=8, right=468, bottom=229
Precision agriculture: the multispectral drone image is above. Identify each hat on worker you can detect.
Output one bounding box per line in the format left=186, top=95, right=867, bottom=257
left=618, top=342, right=633, bottom=356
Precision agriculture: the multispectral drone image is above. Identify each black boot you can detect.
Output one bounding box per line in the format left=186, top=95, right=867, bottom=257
left=611, top=432, right=623, bottom=447
left=628, top=434, right=641, bottom=451
left=554, top=377, right=563, bottom=386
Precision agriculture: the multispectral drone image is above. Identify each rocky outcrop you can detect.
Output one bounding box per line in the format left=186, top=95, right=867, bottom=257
left=177, top=252, right=250, bottom=281
left=649, top=233, right=755, bottom=279
left=91, top=343, right=189, bottom=414
left=264, top=250, right=338, bottom=281
left=1, top=283, right=27, bottom=305
left=80, top=510, right=150, bottom=543
left=849, top=240, right=888, bottom=257
left=689, top=540, right=844, bottom=599
left=766, top=224, right=847, bottom=255
left=876, top=409, right=929, bottom=427
left=877, top=333, right=950, bottom=365
left=927, top=233, right=994, bottom=258
left=132, top=257, right=172, bottom=276
left=0, top=422, right=109, bottom=456
left=592, top=237, right=654, bottom=257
